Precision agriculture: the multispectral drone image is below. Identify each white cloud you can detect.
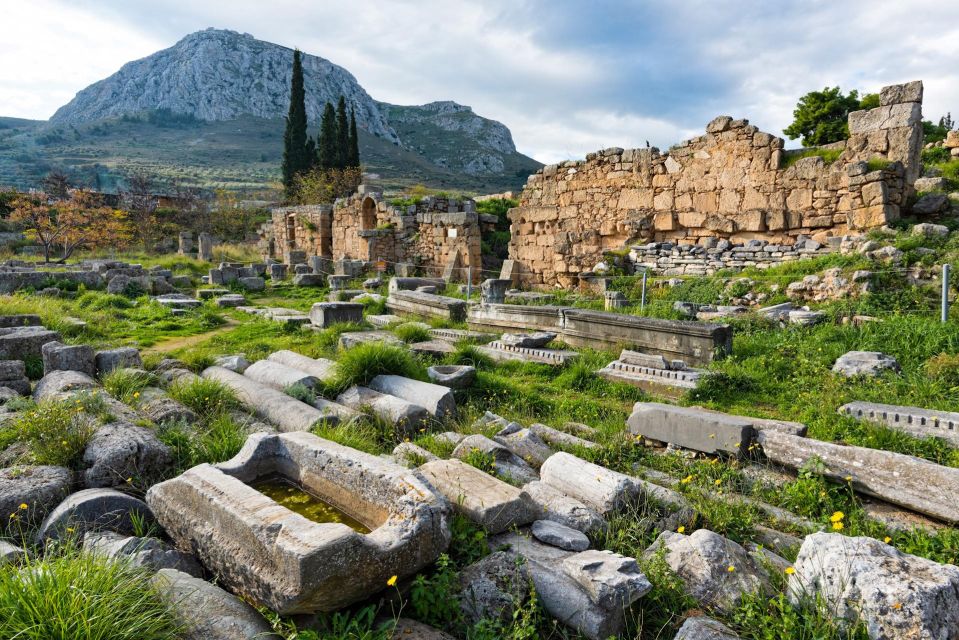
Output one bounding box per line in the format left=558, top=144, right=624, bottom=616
left=0, top=0, right=165, bottom=119
left=2, top=0, right=959, bottom=162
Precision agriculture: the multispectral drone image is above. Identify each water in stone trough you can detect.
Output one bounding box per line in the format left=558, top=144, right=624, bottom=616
left=251, top=474, right=372, bottom=533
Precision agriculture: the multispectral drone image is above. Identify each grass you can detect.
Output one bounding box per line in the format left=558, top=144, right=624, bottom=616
left=167, top=377, right=240, bottom=419
left=0, top=545, right=183, bottom=640
left=326, top=342, right=427, bottom=395
left=781, top=147, right=843, bottom=169
left=101, top=368, right=157, bottom=404
left=393, top=322, right=432, bottom=343
left=8, top=399, right=97, bottom=468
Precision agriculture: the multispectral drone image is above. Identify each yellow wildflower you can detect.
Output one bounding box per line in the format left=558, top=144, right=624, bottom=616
left=727, top=565, right=735, bottom=572
left=681, top=475, right=693, bottom=484
left=18, top=503, right=27, bottom=510
left=714, top=479, right=722, bottom=486
left=677, top=526, right=685, bottom=534
left=884, top=536, right=892, bottom=544
left=784, top=567, right=795, bottom=575
left=387, top=575, right=398, bottom=587
left=832, top=521, right=844, bottom=531
left=829, top=511, right=844, bottom=523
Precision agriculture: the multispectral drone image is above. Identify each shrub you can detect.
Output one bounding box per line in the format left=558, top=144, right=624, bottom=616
left=925, top=352, right=959, bottom=389
left=12, top=400, right=96, bottom=468
left=284, top=382, right=316, bottom=404
left=167, top=377, right=239, bottom=418
left=445, top=343, right=494, bottom=369
left=329, top=342, right=425, bottom=393
left=393, top=322, right=431, bottom=343
left=0, top=546, right=183, bottom=640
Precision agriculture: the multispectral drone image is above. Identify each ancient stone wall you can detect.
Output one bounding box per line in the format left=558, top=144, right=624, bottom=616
left=267, top=192, right=482, bottom=282
left=507, top=81, right=924, bottom=287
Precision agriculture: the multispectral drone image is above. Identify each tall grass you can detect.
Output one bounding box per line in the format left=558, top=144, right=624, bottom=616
left=327, top=342, right=426, bottom=394
left=0, top=546, right=183, bottom=640
left=101, top=368, right=157, bottom=404
left=10, top=400, right=96, bottom=468
left=167, top=377, right=240, bottom=419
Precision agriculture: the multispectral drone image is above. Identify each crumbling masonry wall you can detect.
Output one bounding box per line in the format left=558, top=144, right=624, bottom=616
left=267, top=192, right=482, bottom=281
left=507, top=81, right=924, bottom=287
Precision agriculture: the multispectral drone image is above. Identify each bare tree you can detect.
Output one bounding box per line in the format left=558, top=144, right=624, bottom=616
left=120, top=171, right=159, bottom=250
left=42, top=170, right=71, bottom=201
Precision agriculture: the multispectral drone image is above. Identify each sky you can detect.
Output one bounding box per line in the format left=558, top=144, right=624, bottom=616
left=2, top=0, right=958, bottom=164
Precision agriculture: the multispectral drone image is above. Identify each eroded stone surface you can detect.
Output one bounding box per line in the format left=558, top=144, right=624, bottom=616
left=790, top=532, right=959, bottom=640
left=540, top=452, right=639, bottom=514
left=532, top=519, right=590, bottom=551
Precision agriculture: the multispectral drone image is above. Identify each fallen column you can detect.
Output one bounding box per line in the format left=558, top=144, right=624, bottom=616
left=243, top=360, right=319, bottom=391
left=267, top=350, right=338, bottom=383
left=758, top=430, right=959, bottom=524
left=203, top=366, right=356, bottom=431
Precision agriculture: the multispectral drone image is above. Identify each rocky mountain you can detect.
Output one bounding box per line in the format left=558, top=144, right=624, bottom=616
left=0, top=29, right=540, bottom=193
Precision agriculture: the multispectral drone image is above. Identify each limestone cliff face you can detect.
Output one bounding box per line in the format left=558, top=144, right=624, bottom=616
left=50, top=28, right=399, bottom=142
left=48, top=28, right=535, bottom=178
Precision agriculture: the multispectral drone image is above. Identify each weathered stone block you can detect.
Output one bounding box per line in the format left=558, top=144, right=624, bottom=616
left=627, top=402, right=753, bottom=455
left=308, top=302, right=363, bottom=328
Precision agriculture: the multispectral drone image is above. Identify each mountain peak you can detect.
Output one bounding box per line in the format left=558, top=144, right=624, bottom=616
left=50, top=29, right=399, bottom=141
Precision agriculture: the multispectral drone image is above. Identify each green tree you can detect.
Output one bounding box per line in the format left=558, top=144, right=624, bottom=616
left=348, top=108, right=361, bottom=168
left=282, top=49, right=310, bottom=197
left=783, top=87, right=870, bottom=146
left=335, top=96, right=350, bottom=170
left=316, top=102, right=338, bottom=171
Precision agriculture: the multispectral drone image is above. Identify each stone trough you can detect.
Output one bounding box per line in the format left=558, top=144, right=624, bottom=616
left=147, top=431, right=450, bottom=614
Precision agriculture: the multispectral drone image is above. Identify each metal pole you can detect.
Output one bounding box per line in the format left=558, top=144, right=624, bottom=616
left=942, top=263, right=951, bottom=323
left=466, top=266, right=472, bottom=300
left=640, top=271, right=648, bottom=311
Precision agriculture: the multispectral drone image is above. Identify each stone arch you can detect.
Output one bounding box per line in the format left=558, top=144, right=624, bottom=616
left=361, top=197, right=377, bottom=230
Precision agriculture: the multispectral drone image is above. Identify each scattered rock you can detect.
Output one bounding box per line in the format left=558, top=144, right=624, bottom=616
left=790, top=532, right=959, bottom=640
left=523, top=480, right=606, bottom=534
left=427, top=365, right=476, bottom=389
left=32, top=369, right=97, bottom=402
left=0, top=540, right=27, bottom=565
left=0, top=465, right=73, bottom=535
left=500, top=332, right=557, bottom=348
left=214, top=355, right=251, bottom=373
left=457, top=551, right=532, bottom=625
left=675, top=616, right=741, bottom=639
left=452, top=434, right=538, bottom=484
left=494, top=424, right=554, bottom=469
left=82, top=422, right=172, bottom=488
left=37, top=488, right=155, bottom=543
left=531, top=519, right=590, bottom=551
left=832, top=351, right=901, bottom=377
left=912, top=194, right=951, bottom=216
left=41, top=341, right=95, bottom=377
left=644, top=529, right=773, bottom=614
left=84, top=531, right=204, bottom=576
left=94, top=347, right=143, bottom=376
left=152, top=568, right=280, bottom=640
left=912, top=222, right=950, bottom=237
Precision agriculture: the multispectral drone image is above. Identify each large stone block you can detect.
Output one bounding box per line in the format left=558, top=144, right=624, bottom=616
left=82, top=422, right=172, bottom=489
left=41, top=341, right=95, bottom=377
left=879, top=80, right=923, bottom=106
left=627, top=402, right=754, bottom=456
left=848, top=102, right=922, bottom=134
left=387, top=290, right=467, bottom=323
left=0, top=327, right=61, bottom=361
left=335, top=385, right=429, bottom=433
left=416, top=459, right=535, bottom=534
left=309, top=302, right=363, bottom=328
left=94, top=347, right=143, bottom=376
left=147, top=432, right=450, bottom=614
left=0, top=465, right=73, bottom=536
left=243, top=359, right=319, bottom=391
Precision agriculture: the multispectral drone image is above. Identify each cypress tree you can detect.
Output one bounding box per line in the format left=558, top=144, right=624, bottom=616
left=305, top=136, right=316, bottom=170
left=317, top=102, right=338, bottom=171
left=348, top=108, right=360, bottom=168
left=282, top=49, right=309, bottom=195
left=335, top=96, right=349, bottom=169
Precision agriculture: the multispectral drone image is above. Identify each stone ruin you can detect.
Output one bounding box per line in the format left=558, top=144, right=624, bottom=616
left=263, top=188, right=490, bottom=282
left=507, top=80, right=925, bottom=286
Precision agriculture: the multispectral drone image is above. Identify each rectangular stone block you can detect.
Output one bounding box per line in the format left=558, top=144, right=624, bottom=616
left=417, top=459, right=535, bottom=533
left=627, top=402, right=753, bottom=456
left=308, top=302, right=363, bottom=328
left=386, top=291, right=467, bottom=323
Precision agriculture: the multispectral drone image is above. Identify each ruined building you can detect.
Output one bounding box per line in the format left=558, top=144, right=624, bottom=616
left=506, top=81, right=925, bottom=286
left=266, top=190, right=485, bottom=281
